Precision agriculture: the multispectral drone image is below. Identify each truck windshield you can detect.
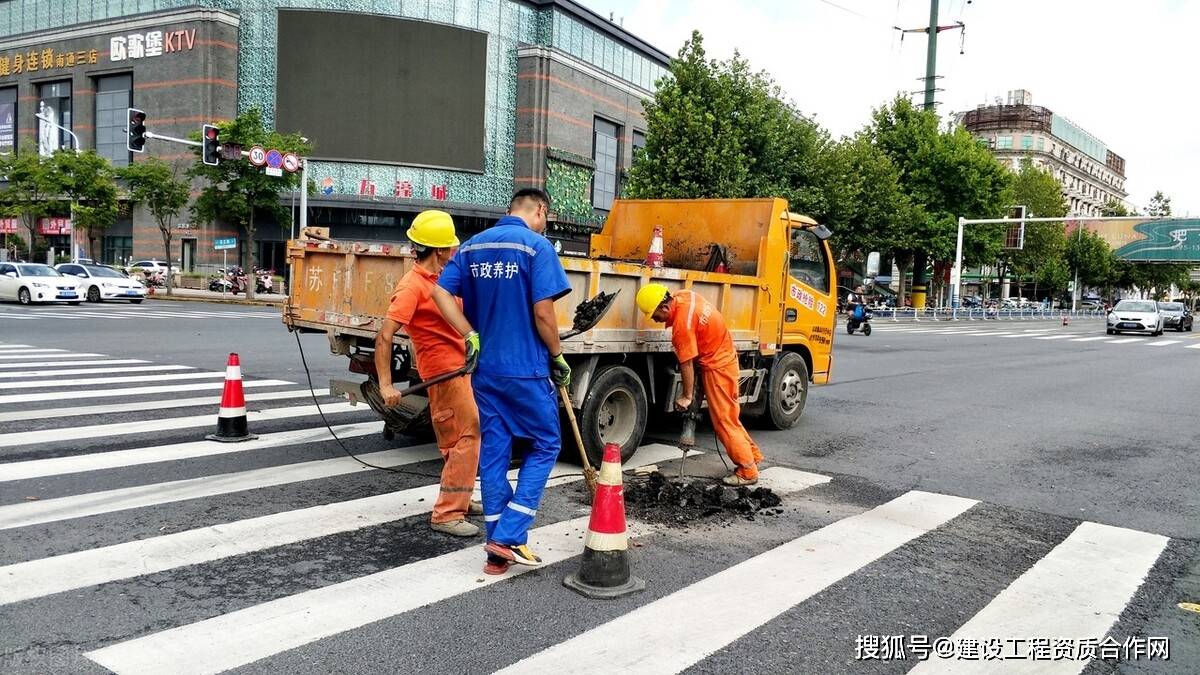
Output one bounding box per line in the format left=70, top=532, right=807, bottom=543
left=789, top=227, right=830, bottom=293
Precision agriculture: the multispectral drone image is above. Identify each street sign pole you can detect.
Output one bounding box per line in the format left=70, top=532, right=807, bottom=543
left=298, top=158, right=308, bottom=236
left=222, top=249, right=227, bottom=299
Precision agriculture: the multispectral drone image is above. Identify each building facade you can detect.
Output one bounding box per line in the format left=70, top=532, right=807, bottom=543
left=958, top=90, right=1127, bottom=218
left=0, top=0, right=670, bottom=271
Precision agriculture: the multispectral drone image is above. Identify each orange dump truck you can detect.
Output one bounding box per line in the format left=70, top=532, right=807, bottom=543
left=285, top=198, right=837, bottom=465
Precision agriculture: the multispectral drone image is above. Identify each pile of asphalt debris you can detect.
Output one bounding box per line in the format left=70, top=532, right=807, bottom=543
left=623, top=471, right=784, bottom=524
left=571, top=291, right=617, bottom=331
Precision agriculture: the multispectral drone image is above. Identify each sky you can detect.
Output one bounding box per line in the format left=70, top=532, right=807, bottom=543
left=580, top=0, right=1198, bottom=215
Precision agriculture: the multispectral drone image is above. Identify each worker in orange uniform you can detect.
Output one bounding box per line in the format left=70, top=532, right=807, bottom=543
left=375, top=210, right=482, bottom=537
left=637, top=283, right=763, bottom=485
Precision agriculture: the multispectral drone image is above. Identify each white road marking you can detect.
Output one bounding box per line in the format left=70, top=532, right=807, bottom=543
left=0, top=344, right=35, bottom=349
left=1186, top=343, right=1200, bottom=349
left=0, top=445, right=702, bottom=606
left=1071, top=337, right=1112, bottom=342
left=0, top=348, right=68, bottom=355
left=0, top=387, right=331, bottom=423
left=1145, top=340, right=1180, bottom=346
left=498, top=491, right=977, bottom=674
left=0, top=379, right=291, bottom=405
left=1108, top=338, right=1146, bottom=344
left=0, top=401, right=362, bottom=448
left=0, top=359, right=147, bottom=370
left=910, top=522, right=1168, bottom=674
left=1034, top=335, right=1078, bottom=340
left=0, top=371, right=225, bottom=391
left=0, top=352, right=103, bottom=360
left=0, top=364, right=192, bottom=379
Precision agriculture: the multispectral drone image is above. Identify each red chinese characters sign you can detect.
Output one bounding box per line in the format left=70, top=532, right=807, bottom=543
left=394, top=180, right=413, bottom=199
left=0, top=218, right=18, bottom=234
left=430, top=184, right=448, bottom=201
left=37, top=217, right=72, bottom=235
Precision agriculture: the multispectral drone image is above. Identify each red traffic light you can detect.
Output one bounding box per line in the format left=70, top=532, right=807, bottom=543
left=204, top=126, right=219, bottom=140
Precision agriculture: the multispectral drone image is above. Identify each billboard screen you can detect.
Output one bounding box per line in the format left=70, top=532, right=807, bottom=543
left=275, top=10, right=487, bottom=171
left=1073, top=218, right=1200, bottom=262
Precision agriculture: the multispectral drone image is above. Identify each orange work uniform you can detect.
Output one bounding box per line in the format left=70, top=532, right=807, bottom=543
left=387, top=265, right=480, bottom=523
left=667, top=290, right=763, bottom=479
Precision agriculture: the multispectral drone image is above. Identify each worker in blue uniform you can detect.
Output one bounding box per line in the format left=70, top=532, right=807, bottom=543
left=432, top=188, right=572, bottom=574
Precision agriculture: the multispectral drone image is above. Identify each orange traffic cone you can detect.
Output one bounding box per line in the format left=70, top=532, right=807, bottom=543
left=563, top=442, right=645, bottom=599
left=206, top=353, right=258, bottom=442
left=1062, top=313, right=1069, bottom=326
left=645, top=225, right=664, bottom=269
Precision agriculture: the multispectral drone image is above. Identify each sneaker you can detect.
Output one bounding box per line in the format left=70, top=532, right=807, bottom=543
left=722, top=473, right=758, bottom=487
left=430, top=519, right=480, bottom=537
left=468, top=500, right=484, bottom=516
left=485, top=541, right=542, bottom=566
left=483, top=553, right=512, bottom=576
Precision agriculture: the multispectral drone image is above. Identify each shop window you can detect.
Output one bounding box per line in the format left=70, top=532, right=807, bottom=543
left=0, top=87, right=14, bottom=154
left=37, top=81, right=72, bottom=156
left=95, top=74, right=132, bottom=167
left=103, top=235, right=133, bottom=266
left=632, top=129, right=645, bottom=157
left=592, top=117, right=620, bottom=211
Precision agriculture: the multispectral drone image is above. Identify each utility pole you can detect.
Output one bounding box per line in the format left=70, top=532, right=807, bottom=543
left=922, top=0, right=940, bottom=111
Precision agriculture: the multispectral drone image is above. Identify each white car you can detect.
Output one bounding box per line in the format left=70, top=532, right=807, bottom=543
left=126, top=260, right=179, bottom=277
left=0, top=262, right=83, bottom=305
left=56, top=263, right=147, bottom=303
left=1106, top=299, right=1163, bottom=336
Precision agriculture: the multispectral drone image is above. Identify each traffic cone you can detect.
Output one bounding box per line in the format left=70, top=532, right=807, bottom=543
left=206, top=353, right=258, bottom=442
left=645, top=225, right=664, bottom=269
left=1062, top=313, right=1069, bottom=326
left=563, top=442, right=645, bottom=599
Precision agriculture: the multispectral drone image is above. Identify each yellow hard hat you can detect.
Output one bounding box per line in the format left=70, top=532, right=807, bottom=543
left=636, top=283, right=671, bottom=316
left=407, top=210, right=459, bottom=249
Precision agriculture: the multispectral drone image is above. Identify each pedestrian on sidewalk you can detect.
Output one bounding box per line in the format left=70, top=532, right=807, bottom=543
left=375, top=210, right=482, bottom=538
left=637, top=283, right=764, bottom=486
left=432, top=188, right=572, bottom=574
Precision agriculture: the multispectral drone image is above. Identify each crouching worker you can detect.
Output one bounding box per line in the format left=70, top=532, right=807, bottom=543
left=375, top=210, right=481, bottom=537
left=636, top=283, right=764, bottom=486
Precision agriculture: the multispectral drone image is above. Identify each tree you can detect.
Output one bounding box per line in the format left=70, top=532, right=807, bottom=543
left=1065, top=227, right=1114, bottom=289
left=0, top=152, right=60, bottom=258
left=822, top=136, right=922, bottom=266
left=189, top=108, right=311, bottom=299
left=1145, top=191, right=1172, bottom=217
left=1005, top=159, right=1068, bottom=299
left=626, top=31, right=827, bottom=202
left=48, top=150, right=119, bottom=260
left=1100, top=199, right=1131, bottom=217
left=122, top=158, right=190, bottom=295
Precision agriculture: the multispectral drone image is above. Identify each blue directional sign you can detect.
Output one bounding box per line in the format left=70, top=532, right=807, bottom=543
left=214, top=237, right=237, bottom=250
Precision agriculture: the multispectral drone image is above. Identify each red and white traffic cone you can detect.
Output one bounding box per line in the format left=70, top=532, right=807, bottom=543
left=645, top=225, right=664, bottom=269
left=1062, top=313, right=1069, bottom=326
left=563, top=442, right=645, bottom=599
left=206, top=353, right=258, bottom=442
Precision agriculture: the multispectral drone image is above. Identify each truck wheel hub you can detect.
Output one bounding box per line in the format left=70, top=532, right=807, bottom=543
left=597, top=388, right=636, bottom=445
left=779, top=370, right=804, bottom=413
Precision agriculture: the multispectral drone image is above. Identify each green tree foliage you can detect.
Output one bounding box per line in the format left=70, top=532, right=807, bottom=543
left=1006, top=159, right=1068, bottom=293
left=821, top=136, right=921, bottom=263
left=189, top=107, right=311, bottom=299
left=0, top=151, right=60, bottom=258
left=1145, top=190, right=1171, bottom=217
left=122, top=158, right=190, bottom=295
left=1065, top=228, right=1114, bottom=287
left=48, top=150, right=119, bottom=260
left=1100, top=199, right=1131, bottom=217
left=626, top=31, right=827, bottom=204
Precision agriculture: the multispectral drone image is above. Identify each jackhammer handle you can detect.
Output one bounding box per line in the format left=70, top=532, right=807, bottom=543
left=396, top=366, right=469, bottom=397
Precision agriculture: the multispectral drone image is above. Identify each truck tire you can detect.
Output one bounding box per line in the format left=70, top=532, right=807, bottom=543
left=762, top=352, right=808, bottom=430
left=575, top=365, right=647, bottom=467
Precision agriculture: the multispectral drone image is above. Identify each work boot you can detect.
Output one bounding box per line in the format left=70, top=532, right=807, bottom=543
left=431, top=519, right=480, bottom=537
left=483, top=553, right=512, bottom=576
left=722, top=472, right=758, bottom=487
left=468, top=500, right=484, bottom=516
left=485, top=541, right=542, bottom=566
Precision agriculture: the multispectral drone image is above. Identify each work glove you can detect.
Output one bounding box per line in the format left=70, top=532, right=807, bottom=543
left=464, top=331, right=480, bottom=374
left=550, top=353, right=571, bottom=387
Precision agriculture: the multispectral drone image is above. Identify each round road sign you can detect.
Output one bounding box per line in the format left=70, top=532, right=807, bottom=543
left=248, top=146, right=267, bottom=167
left=282, top=153, right=300, bottom=173
left=265, top=149, right=284, bottom=169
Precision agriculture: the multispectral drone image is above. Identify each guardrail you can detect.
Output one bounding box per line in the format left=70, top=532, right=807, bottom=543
left=863, top=307, right=1107, bottom=322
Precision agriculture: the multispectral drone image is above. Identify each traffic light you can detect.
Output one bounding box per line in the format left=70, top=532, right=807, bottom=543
left=127, top=108, right=147, bottom=153
left=202, top=124, right=220, bottom=166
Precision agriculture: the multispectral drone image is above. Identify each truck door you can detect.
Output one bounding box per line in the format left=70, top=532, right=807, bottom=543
left=782, top=226, right=835, bottom=382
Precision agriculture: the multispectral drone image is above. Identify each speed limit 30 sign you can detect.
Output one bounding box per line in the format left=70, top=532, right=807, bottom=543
left=248, top=146, right=267, bottom=167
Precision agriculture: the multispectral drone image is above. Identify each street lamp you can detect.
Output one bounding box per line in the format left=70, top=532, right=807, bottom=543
left=35, top=111, right=82, bottom=263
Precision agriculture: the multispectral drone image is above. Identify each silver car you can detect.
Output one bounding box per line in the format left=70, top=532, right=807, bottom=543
left=1106, top=300, right=1163, bottom=336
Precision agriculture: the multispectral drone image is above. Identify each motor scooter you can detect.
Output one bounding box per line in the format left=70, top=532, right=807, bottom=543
left=846, top=303, right=873, bottom=336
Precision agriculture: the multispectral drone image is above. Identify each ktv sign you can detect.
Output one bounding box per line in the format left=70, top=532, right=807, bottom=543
left=110, top=29, right=196, bottom=62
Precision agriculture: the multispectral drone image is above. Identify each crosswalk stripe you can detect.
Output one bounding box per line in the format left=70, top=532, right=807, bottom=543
left=1108, top=337, right=1145, bottom=344
left=0, top=352, right=103, bottom=360
left=1187, top=343, right=1200, bottom=349
left=0, top=359, right=148, bottom=370
left=0, top=348, right=67, bottom=355
left=963, top=332, right=1009, bottom=336
left=1034, top=335, right=1077, bottom=340
left=0, top=443, right=444, bottom=530
left=83, top=516, right=603, bottom=675
left=0, top=387, right=330, bottom=424
left=1071, top=337, right=1111, bottom=342
left=0, top=420, right=379, bottom=481
left=1146, top=340, right=1181, bottom=346
left=0, top=378, right=292, bottom=405
left=1000, top=333, right=1033, bottom=338
left=0, top=401, right=362, bottom=448
left=0, top=370, right=226, bottom=391
left=909, top=522, right=1168, bottom=674
left=0, top=364, right=192, bottom=379
left=0, top=344, right=35, bottom=349
left=0, top=444, right=700, bottom=606
left=0, top=315, right=34, bottom=319
left=498, top=491, right=978, bottom=674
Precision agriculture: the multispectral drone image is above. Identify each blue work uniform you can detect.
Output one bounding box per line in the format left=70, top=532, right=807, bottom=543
left=438, top=215, right=571, bottom=545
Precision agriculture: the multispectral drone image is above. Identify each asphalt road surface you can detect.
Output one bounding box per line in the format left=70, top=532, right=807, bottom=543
left=1, top=301, right=1196, bottom=674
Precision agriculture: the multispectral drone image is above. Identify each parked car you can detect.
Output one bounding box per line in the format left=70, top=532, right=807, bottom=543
left=0, top=262, right=83, bottom=305
left=1156, top=301, right=1193, bottom=332
left=125, top=260, right=179, bottom=277
left=1106, top=299, right=1164, bottom=336
left=56, top=263, right=147, bottom=303
left=1079, top=299, right=1104, bottom=310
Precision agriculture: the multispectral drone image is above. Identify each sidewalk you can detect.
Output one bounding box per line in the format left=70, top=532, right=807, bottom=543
left=146, top=287, right=286, bottom=307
